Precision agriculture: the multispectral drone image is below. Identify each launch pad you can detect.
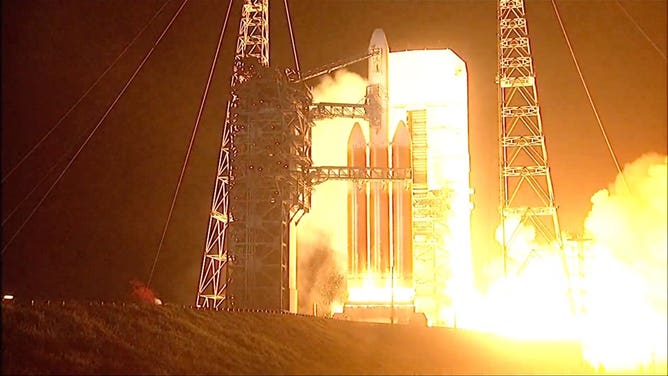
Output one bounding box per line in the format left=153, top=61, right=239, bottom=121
left=334, top=303, right=428, bottom=326
left=196, top=1, right=475, bottom=327
left=194, top=0, right=479, bottom=331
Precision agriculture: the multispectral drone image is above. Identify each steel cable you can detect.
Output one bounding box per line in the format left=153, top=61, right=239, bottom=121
left=550, top=0, right=630, bottom=192
left=1, top=0, right=170, bottom=184
left=284, top=0, right=301, bottom=77
left=1, top=151, right=69, bottom=226
left=1, top=0, right=190, bottom=255
left=614, top=0, right=666, bottom=61
left=147, top=0, right=234, bottom=288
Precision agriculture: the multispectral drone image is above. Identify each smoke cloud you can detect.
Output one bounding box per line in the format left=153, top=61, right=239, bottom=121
left=581, top=153, right=667, bottom=371
left=297, top=231, right=346, bottom=315
left=584, top=153, right=667, bottom=292
left=296, top=70, right=368, bottom=315
left=469, top=153, right=667, bottom=372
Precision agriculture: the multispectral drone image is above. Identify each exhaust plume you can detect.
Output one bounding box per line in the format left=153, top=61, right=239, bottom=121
left=580, top=153, right=667, bottom=372
left=297, top=70, right=368, bottom=315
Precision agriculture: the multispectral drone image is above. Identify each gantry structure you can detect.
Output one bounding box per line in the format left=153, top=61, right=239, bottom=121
left=196, top=0, right=313, bottom=310
left=196, top=0, right=409, bottom=310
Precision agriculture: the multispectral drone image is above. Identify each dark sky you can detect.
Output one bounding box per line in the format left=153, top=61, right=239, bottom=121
left=2, top=0, right=666, bottom=304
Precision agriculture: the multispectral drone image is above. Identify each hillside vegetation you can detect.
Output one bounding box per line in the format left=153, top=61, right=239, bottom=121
left=2, top=302, right=591, bottom=375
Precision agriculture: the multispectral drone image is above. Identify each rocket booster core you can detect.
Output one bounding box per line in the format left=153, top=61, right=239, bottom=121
left=346, top=30, right=415, bottom=300
left=347, top=123, right=368, bottom=276
left=391, top=121, right=413, bottom=285
left=367, top=29, right=391, bottom=275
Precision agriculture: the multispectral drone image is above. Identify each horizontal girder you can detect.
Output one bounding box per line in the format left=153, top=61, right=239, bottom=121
left=307, top=166, right=412, bottom=185
left=309, top=102, right=366, bottom=121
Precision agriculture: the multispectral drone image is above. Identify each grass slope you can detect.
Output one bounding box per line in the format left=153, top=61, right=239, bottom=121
left=2, top=302, right=591, bottom=375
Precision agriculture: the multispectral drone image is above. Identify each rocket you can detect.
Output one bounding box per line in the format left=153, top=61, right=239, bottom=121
left=346, top=29, right=413, bottom=292
left=367, top=29, right=391, bottom=276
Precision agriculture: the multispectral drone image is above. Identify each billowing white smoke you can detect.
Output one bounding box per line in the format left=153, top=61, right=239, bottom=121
left=584, top=153, right=667, bottom=297
left=297, top=70, right=368, bottom=315
left=458, top=153, right=667, bottom=372
left=580, top=153, right=667, bottom=371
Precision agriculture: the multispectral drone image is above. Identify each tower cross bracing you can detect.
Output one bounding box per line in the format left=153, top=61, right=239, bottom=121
left=497, top=0, right=569, bottom=282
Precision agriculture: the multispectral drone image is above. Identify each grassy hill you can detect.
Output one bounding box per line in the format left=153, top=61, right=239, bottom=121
left=2, top=301, right=592, bottom=375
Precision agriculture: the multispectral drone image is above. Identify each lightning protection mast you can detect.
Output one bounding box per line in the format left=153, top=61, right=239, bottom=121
left=497, top=0, right=572, bottom=306
left=196, top=0, right=269, bottom=309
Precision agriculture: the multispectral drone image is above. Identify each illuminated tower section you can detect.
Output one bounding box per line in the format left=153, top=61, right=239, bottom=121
left=196, top=0, right=270, bottom=310
left=196, top=0, right=311, bottom=312
left=497, top=0, right=570, bottom=295
left=388, top=50, right=473, bottom=326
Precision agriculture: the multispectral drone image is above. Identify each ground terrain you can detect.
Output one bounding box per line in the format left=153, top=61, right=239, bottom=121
left=2, top=301, right=592, bottom=375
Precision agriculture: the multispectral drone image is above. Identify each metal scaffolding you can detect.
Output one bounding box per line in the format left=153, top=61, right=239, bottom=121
left=197, top=1, right=272, bottom=309
left=198, top=59, right=313, bottom=309
left=225, top=63, right=313, bottom=309
left=407, top=109, right=455, bottom=326
left=196, top=0, right=389, bottom=310
left=497, top=0, right=573, bottom=306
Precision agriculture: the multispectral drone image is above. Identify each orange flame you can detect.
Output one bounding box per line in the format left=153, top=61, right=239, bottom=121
left=458, top=154, right=667, bottom=374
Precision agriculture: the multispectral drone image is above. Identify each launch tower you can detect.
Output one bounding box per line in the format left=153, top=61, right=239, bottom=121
left=196, top=0, right=313, bottom=310
left=196, top=1, right=408, bottom=312
left=496, top=0, right=572, bottom=305
left=195, top=1, right=473, bottom=322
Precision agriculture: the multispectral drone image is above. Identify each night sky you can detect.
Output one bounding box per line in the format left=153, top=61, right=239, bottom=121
left=2, top=0, right=666, bottom=304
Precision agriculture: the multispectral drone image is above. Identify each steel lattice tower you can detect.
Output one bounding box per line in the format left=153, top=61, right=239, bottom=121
left=196, top=0, right=270, bottom=309
left=497, top=0, right=570, bottom=286
left=197, top=0, right=312, bottom=310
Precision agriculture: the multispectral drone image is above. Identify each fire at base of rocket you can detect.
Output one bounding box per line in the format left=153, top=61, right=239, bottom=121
left=346, top=118, right=415, bottom=295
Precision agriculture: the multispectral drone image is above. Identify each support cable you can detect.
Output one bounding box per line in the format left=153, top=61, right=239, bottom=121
left=550, top=0, right=629, bottom=191
left=283, top=0, right=301, bottom=77
left=147, top=0, right=233, bottom=288
left=614, top=0, right=666, bottom=61
left=1, top=0, right=189, bottom=256
left=1, top=152, right=68, bottom=226
left=1, top=0, right=170, bottom=184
